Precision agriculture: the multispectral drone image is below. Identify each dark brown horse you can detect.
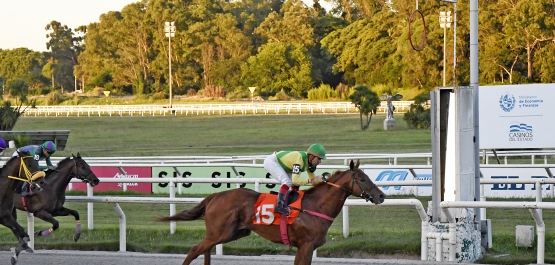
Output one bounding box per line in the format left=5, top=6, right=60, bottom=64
left=0, top=151, right=47, bottom=265
left=13, top=153, right=99, bottom=242
left=158, top=160, right=385, bottom=265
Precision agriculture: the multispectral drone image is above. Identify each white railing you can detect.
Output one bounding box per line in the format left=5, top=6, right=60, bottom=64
left=23, top=175, right=555, bottom=263
left=3, top=151, right=555, bottom=168
left=20, top=101, right=414, bottom=117
left=442, top=200, right=555, bottom=264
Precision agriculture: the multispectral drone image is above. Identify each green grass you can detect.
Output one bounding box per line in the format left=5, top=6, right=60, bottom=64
left=3, top=114, right=554, bottom=264
left=13, top=114, right=431, bottom=157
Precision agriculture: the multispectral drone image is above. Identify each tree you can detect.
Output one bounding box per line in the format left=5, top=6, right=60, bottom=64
left=241, top=42, right=313, bottom=98
left=46, top=21, right=82, bottom=92
left=254, top=0, right=316, bottom=48
left=348, top=84, right=379, bottom=131
left=403, top=92, right=430, bottom=129
left=0, top=48, right=48, bottom=89
left=1, top=79, right=36, bottom=130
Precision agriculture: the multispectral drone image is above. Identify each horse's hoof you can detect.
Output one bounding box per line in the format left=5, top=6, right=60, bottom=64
left=11, top=251, right=18, bottom=265
left=24, top=246, right=34, bottom=253
left=73, top=233, right=81, bottom=242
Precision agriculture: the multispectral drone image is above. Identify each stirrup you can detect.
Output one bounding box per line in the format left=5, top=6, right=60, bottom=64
left=274, top=205, right=290, bottom=216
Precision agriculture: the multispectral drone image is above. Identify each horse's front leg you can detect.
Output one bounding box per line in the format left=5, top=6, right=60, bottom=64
left=294, top=243, right=315, bottom=265
left=33, top=210, right=59, bottom=237
left=52, top=207, right=81, bottom=241
left=0, top=215, right=32, bottom=265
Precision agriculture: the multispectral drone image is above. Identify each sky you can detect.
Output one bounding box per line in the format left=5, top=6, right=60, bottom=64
left=0, top=1, right=138, bottom=52
left=1, top=0, right=330, bottom=53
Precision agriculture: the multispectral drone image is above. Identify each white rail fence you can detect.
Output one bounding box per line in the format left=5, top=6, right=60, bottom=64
left=20, top=102, right=415, bottom=117
left=23, top=175, right=555, bottom=264
left=48, top=150, right=555, bottom=166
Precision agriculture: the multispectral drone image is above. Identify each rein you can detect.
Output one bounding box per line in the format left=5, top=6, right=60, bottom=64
left=8, top=156, right=43, bottom=182
left=324, top=170, right=377, bottom=202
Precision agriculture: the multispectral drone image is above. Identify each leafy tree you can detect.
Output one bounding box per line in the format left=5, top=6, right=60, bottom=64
left=241, top=42, right=313, bottom=98
left=403, top=92, right=430, bottom=129
left=1, top=80, right=36, bottom=130
left=0, top=48, right=48, bottom=89
left=348, top=84, right=379, bottom=131
left=254, top=0, right=316, bottom=48
left=502, top=0, right=555, bottom=82
left=46, top=21, right=82, bottom=92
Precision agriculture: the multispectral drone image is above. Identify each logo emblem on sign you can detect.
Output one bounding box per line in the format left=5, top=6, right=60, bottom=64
left=499, top=94, right=516, bottom=112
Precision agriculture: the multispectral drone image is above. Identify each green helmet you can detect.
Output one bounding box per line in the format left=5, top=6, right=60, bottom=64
left=42, top=141, right=57, bottom=153
left=307, top=143, right=326, bottom=159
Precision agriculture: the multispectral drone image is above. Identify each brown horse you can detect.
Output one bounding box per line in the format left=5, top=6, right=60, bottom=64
left=13, top=153, right=100, bottom=242
left=0, top=151, right=47, bottom=265
left=158, top=160, right=385, bottom=265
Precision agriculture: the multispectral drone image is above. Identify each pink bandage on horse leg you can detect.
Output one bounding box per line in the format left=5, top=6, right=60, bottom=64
left=41, top=228, right=53, bottom=236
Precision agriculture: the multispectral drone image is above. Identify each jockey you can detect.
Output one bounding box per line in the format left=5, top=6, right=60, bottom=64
left=0, top=137, right=6, bottom=155
left=263, top=143, right=326, bottom=215
left=12, top=141, right=57, bottom=196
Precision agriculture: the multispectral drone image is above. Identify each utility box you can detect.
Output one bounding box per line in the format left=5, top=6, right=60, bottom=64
left=516, top=225, right=534, bottom=247
left=481, top=219, right=492, bottom=248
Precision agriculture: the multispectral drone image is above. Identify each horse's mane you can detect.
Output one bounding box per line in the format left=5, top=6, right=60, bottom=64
left=302, top=169, right=345, bottom=195
left=3, top=151, right=32, bottom=165
left=0, top=151, right=31, bottom=177
left=56, top=156, right=73, bottom=167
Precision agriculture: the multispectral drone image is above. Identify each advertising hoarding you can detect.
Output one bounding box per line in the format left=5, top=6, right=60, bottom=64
left=365, top=168, right=553, bottom=198
left=479, top=83, right=555, bottom=149
left=151, top=166, right=330, bottom=194
left=71, top=166, right=152, bottom=193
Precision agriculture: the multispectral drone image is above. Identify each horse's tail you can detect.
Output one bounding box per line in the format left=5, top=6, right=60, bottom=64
left=156, top=193, right=216, bottom=222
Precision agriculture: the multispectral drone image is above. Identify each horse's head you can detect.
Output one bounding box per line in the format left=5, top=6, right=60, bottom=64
left=72, top=153, right=99, bottom=187
left=347, top=160, right=385, bottom=205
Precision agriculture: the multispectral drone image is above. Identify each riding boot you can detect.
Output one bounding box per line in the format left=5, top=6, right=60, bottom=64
left=274, top=191, right=289, bottom=215
left=21, top=182, right=30, bottom=197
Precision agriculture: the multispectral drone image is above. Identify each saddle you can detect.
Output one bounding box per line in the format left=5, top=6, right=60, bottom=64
left=269, top=189, right=300, bottom=205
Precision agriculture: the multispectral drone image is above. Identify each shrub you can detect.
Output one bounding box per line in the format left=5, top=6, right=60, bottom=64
left=403, top=93, right=431, bottom=129
left=307, top=84, right=338, bottom=100
left=269, top=89, right=290, bottom=101
left=153, top=92, right=167, bottom=100
left=187, top=89, right=197, bottom=97
left=45, top=91, right=64, bottom=106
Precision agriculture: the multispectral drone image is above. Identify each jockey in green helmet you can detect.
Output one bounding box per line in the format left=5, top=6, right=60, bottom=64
left=12, top=141, right=57, bottom=196
left=263, top=143, right=327, bottom=215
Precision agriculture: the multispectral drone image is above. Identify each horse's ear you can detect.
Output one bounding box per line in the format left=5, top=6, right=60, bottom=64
left=350, top=160, right=355, bottom=170
left=77, top=152, right=81, bottom=158
left=356, top=159, right=360, bottom=168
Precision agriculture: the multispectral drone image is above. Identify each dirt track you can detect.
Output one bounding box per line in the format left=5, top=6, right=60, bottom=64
left=0, top=250, right=477, bottom=265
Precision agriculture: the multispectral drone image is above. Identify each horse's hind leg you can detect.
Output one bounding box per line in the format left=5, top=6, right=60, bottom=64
left=182, top=239, right=216, bottom=265
left=34, top=210, right=59, bottom=237
left=52, top=207, right=81, bottom=241
left=182, top=228, right=251, bottom=265
left=294, top=243, right=315, bottom=265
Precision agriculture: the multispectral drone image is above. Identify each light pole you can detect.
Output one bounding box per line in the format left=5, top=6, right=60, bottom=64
left=439, top=10, right=452, bottom=87
left=164, top=21, right=176, bottom=108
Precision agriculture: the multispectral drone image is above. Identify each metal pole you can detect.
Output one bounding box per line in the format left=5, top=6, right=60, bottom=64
left=443, top=24, right=446, bottom=87
left=169, top=32, right=172, bottom=108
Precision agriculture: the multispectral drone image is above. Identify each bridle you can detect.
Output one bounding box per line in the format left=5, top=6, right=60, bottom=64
left=323, top=169, right=377, bottom=202
left=8, top=155, right=43, bottom=183
left=69, top=158, right=95, bottom=184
